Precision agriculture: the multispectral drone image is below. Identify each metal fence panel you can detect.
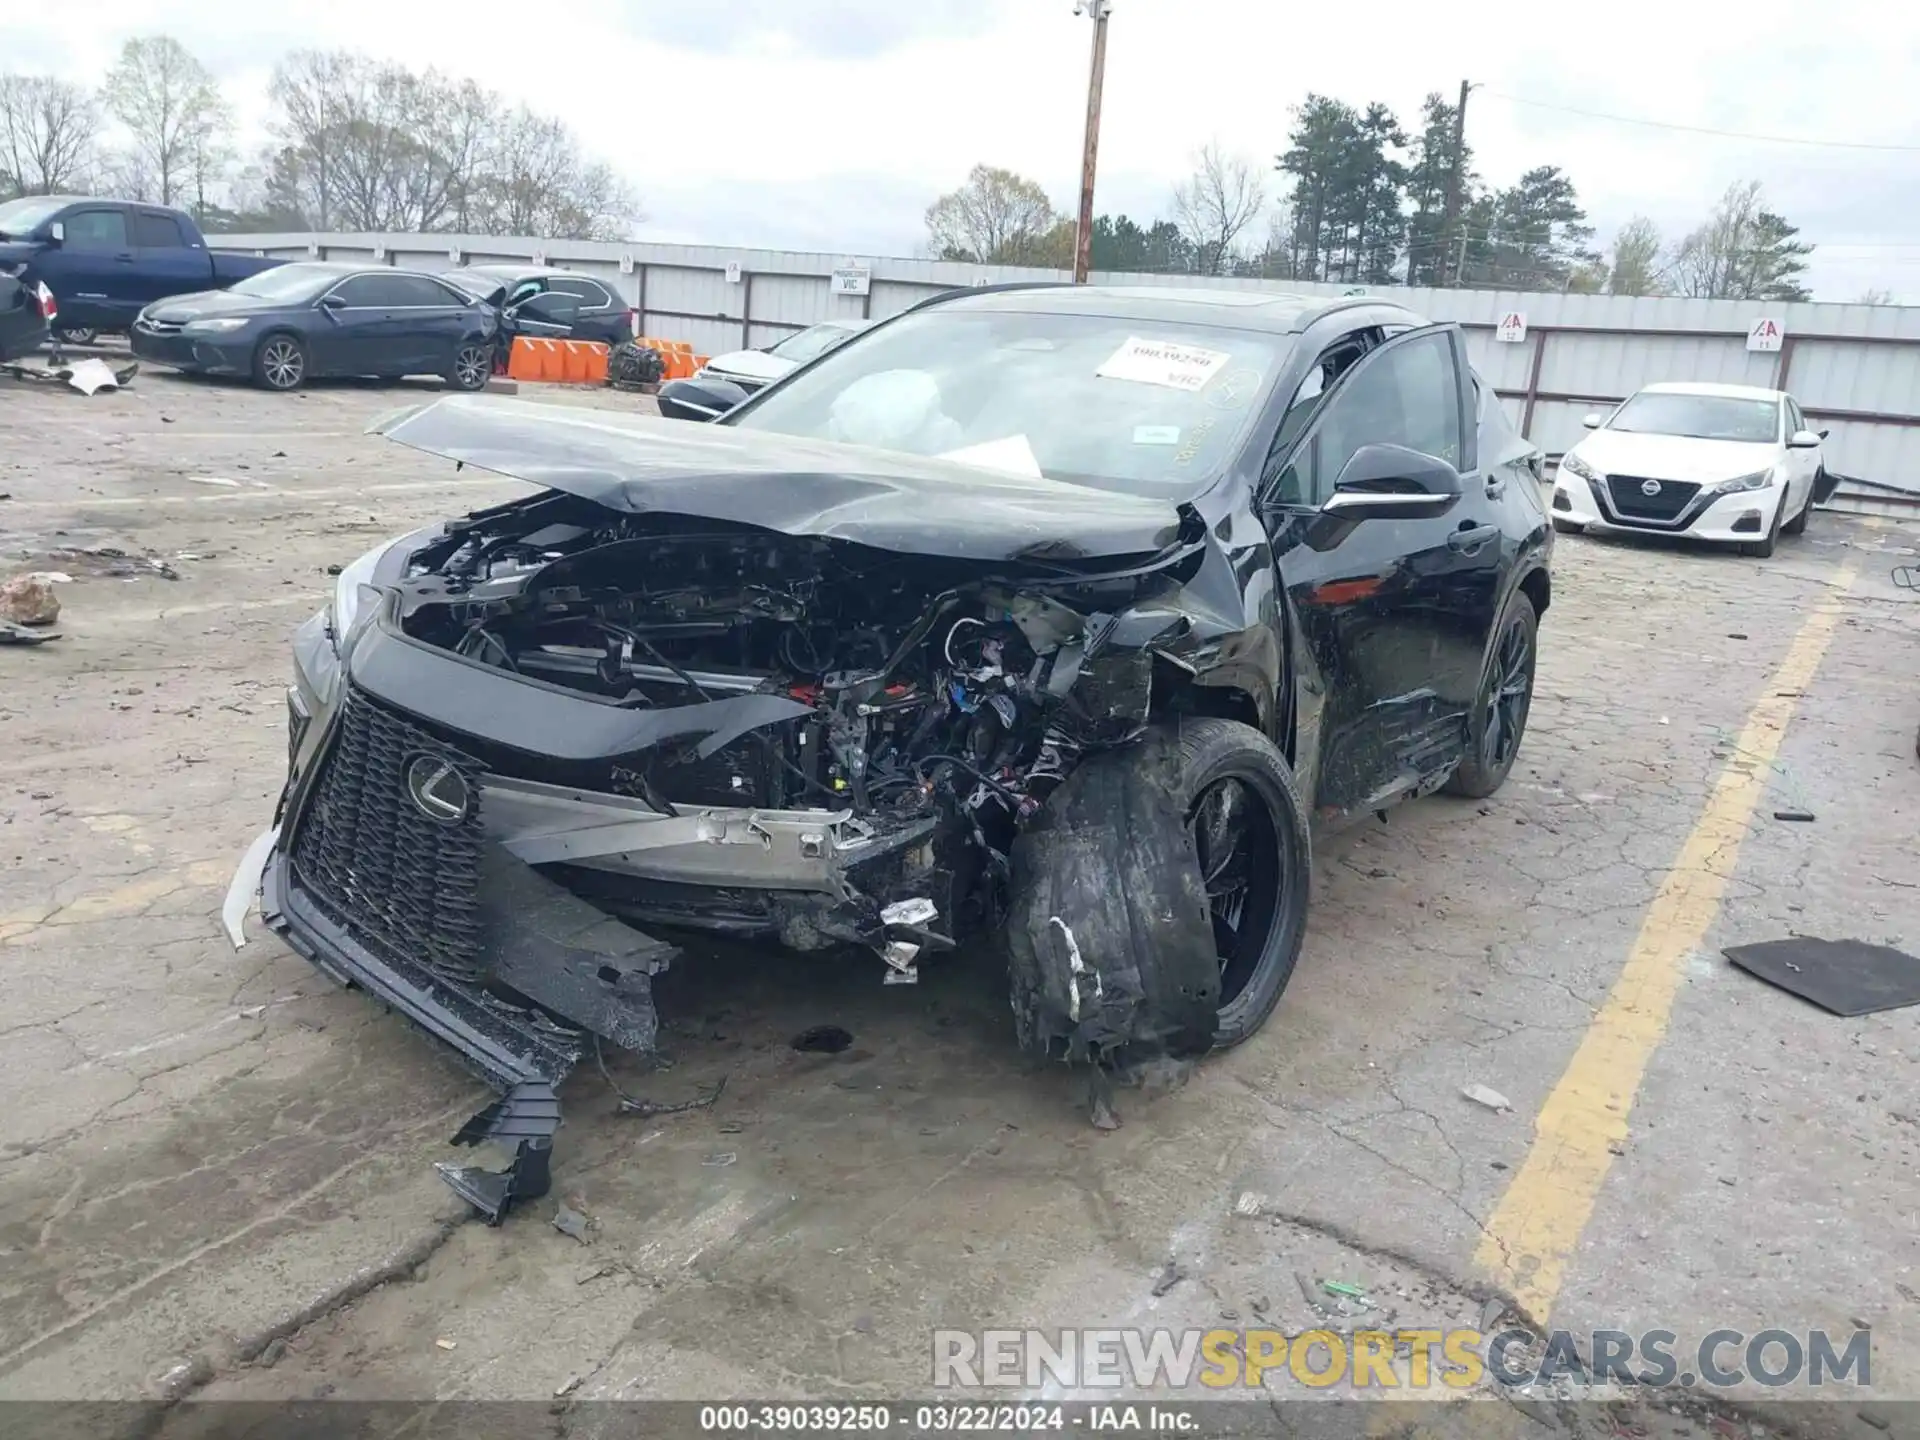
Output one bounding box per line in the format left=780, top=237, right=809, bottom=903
left=211, top=230, right=1920, bottom=491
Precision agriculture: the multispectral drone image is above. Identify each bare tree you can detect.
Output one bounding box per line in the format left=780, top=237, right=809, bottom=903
left=474, top=105, right=636, bottom=240
left=1667, top=180, right=1813, bottom=302
left=101, top=36, right=231, bottom=208
left=0, top=75, right=98, bottom=195
left=924, top=164, right=1062, bottom=264
left=262, top=51, right=638, bottom=239
left=1856, top=288, right=1896, bottom=305
left=1171, top=143, right=1266, bottom=275
left=1605, top=216, right=1666, bottom=296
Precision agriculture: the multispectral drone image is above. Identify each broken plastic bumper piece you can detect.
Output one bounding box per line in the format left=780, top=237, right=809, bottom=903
left=436, top=1082, right=562, bottom=1225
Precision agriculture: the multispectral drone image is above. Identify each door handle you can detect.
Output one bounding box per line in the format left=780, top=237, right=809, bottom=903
left=1448, top=524, right=1499, bottom=552
left=113, top=254, right=136, bottom=263
left=1484, top=473, right=1507, bottom=498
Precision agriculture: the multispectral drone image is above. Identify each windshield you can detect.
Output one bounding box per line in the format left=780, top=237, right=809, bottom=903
left=730, top=308, right=1289, bottom=493
left=1609, top=392, right=1780, bottom=443
left=771, top=323, right=858, bottom=365
left=226, top=265, right=337, bottom=304
left=0, top=197, right=69, bottom=238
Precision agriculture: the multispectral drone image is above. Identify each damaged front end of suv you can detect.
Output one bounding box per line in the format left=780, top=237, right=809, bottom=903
left=227, top=397, right=1296, bottom=1221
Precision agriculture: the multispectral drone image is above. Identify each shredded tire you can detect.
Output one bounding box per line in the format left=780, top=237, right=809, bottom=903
left=1004, top=719, right=1310, bottom=1064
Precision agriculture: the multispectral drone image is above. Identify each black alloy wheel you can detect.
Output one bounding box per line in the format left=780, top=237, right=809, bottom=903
left=1173, top=720, right=1312, bottom=1050
left=1444, top=592, right=1539, bottom=799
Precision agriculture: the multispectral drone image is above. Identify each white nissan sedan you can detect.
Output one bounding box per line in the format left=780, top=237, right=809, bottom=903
left=1551, top=382, right=1829, bottom=557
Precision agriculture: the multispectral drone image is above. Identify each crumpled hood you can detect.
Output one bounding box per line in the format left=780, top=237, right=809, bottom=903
left=1571, top=429, right=1779, bottom=485
left=371, top=395, right=1188, bottom=563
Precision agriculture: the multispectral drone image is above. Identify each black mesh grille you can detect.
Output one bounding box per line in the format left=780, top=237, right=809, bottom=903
left=1607, top=475, right=1700, bottom=522
left=289, top=691, right=486, bottom=985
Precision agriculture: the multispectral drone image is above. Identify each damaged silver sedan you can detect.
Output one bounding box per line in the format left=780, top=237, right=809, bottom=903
left=227, top=284, right=1552, bottom=1220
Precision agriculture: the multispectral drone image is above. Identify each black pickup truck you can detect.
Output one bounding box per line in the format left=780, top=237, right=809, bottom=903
left=0, top=195, right=283, bottom=338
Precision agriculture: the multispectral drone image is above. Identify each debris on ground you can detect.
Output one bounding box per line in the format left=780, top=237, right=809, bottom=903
left=791, top=1025, right=854, bottom=1054
left=0, top=573, right=61, bottom=625
left=554, top=1374, right=583, bottom=1399
left=552, top=1202, right=592, bottom=1244
left=1294, top=1271, right=1321, bottom=1311
left=1772, top=808, right=1817, bottom=823
left=1461, top=1083, right=1514, bottom=1112
left=1724, top=937, right=1920, bottom=1015
left=1150, top=1261, right=1184, bottom=1297
left=2, top=356, right=139, bottom=391
left=0, top=619, right=61, bottom=646
left=434, top=1338, right=457, bottom=1351
left=1232, top=1191, right=1266, bottom=1218
left=1321, top=1279, right=1369, bottom=1304
left=702, top=1152, right=737, bottom=1167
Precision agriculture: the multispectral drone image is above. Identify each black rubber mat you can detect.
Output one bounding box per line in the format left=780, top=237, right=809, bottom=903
left=1723, top=937, right=1920, bottom=1016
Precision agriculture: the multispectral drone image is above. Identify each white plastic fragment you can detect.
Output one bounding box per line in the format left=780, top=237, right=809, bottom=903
left=1461, top=1083, right=1513, bottom=1112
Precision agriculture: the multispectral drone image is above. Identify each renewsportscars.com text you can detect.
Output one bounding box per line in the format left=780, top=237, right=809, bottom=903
left=932, top=1327, right=1872, bottom=1391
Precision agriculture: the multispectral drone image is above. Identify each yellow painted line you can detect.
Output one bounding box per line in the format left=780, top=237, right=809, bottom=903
left=1476, top=557, right=1861, bottom=1321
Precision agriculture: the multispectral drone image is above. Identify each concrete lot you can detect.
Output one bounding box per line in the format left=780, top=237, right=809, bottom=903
left=0, top=369, right=1916, bottom=1432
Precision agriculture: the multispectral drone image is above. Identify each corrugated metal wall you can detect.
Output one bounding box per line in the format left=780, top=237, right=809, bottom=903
left=214, top=230, right=1920, bottom=493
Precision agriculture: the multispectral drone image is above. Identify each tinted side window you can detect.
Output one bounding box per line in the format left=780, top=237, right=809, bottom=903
left=330, top=276, right=387, bottom=306
left=65, top=209, right=129, bottom=249
left=547, top=277, right=612, bottom=308
left=1786, top=398, right=1804, bottom=435
left=1272, top=332, right=1462, bottom=508
left=383, top=274, right=463, bottom=306
left=134, top=212, right=187, bottom=247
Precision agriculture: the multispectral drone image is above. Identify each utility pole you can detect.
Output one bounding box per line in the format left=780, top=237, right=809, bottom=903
left=1440, top=78, right=1474, bottom=286
left=1072, top=0, right=1112, bottom=285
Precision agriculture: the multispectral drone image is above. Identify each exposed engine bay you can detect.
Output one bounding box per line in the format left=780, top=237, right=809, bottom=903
left=386, top=492, right=1185, bottom=970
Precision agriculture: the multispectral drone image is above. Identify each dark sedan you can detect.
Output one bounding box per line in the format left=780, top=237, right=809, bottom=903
left=438, top=265, right=636, bottom=349
left=227, top=282, right=1552, bottom=1219
left=129, top=262, right=499, bottom=392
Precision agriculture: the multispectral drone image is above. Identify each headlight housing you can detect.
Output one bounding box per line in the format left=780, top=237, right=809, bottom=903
left=183, top=317, right=249, bottom=333
left=1712, top=468, right=1776, bottom=496
left=1560, top=452, right=1600, bottom=483
left=327, top=536, right=408, bottom=650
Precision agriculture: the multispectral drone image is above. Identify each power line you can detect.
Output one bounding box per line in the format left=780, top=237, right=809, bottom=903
left=1479, top=89, right=1920, bottom=153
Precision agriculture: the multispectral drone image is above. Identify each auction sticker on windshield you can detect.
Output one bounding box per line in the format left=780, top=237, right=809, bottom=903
left=1097, top=337, right=1231, bottom=392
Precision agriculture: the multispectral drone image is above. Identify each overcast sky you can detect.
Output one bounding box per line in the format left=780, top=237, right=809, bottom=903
left=8, top=0, right=1919, bottom=302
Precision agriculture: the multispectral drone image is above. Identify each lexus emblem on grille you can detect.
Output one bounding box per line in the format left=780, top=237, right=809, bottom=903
left=404, top=753, right=471, bottom=825
left=1641, top=478, right=1663, bottom=497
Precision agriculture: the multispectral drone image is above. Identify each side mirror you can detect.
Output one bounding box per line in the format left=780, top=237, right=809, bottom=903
left=1787, top=429, right=1822, bottom=449
left=319, top=292, right=346, bottom=311
left=1320, top=443, right=1462, bottom=521
left=46, top=221, right=64, bottom=246
left=1817, top=428, right=1830, bottom=441
left=1581, top=413, right=1602, bottom=429
left=657, top=376, right=749, bottom=422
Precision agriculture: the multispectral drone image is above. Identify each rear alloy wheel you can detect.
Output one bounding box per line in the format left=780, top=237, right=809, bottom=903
left=1176, top=721, right=1312, bottom=1050
left=450, top=342, right=492, bottom=392
left=1444, top=592, right=1539, bottom=800
left=253, top=334, right=307, bottom=392
left=55, top=328, right=97, bottom=346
